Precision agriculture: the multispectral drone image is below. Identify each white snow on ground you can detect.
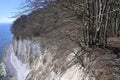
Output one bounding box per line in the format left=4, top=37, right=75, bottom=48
left=5, top=44, right=30, bottom=80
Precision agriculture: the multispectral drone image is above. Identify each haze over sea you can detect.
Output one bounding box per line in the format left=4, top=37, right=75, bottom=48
left=0, top=23, right=12, bottom=61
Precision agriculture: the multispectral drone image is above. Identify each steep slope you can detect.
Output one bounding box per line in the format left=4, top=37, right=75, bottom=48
left=4, top=36, right=120, bottom=80
left=4, top=37, right=95, bottom=80
left=4, top=2, right=120, bottom=80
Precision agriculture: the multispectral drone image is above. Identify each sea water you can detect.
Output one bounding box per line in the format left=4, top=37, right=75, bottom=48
left=0, top=23, right=12, bottom=61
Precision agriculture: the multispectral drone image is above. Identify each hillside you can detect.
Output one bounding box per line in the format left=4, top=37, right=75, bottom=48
left=4, top=0, right=120, bottom=80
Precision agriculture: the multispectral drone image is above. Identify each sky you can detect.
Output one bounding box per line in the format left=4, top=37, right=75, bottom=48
left=0, top=0, right=24, bottom=23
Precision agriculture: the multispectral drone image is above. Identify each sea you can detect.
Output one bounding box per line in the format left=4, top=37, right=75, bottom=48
left=0, top=23, right=12, bottom=61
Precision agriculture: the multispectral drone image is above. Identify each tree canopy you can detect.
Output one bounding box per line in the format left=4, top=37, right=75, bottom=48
left=12, top=0, right=120, bottom=48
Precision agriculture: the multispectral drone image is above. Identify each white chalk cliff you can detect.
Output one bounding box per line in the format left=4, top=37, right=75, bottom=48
left=4, top=37, right=120, bottom=80
left=4, top=37, right=95, bottom=80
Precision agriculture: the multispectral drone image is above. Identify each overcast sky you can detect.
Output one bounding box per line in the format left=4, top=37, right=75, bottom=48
left=0, top=0, right=23, bottom=23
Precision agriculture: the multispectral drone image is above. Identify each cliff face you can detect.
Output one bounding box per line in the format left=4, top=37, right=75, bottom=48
left=4, top=12, right=120, bottom=80
left=4, top=37, right=96, bottom=80
left=4, top=37, right=120, bottom=80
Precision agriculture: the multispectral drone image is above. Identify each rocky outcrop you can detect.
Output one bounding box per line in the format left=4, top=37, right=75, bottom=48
left=4, top=37, right=96, bottom=80
left=4, top=36, right=120, bottom=80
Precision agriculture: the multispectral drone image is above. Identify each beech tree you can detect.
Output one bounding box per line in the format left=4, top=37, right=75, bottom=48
left=15, top=0, right=120, bottom=47
left=56, top=0, right=120, bottom=47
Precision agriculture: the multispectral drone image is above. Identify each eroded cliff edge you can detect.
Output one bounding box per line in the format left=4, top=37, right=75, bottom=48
left=4, top=36, right=120, bottom=80
left=4, top=3, right=120, bottom=80
left=4, top=37, right=92, bottom=80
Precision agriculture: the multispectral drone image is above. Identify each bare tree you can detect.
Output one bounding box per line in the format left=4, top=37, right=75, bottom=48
left=57, top=0, right=120, bottom=47
left=13, top=0, right=120, bottom=47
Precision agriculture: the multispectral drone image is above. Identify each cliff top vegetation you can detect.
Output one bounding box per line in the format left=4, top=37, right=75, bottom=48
left=11, top=0, right=120, bottom=48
